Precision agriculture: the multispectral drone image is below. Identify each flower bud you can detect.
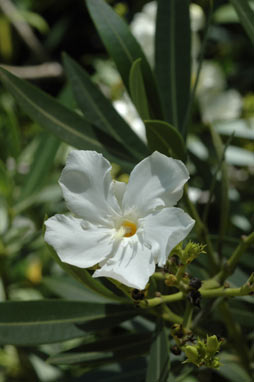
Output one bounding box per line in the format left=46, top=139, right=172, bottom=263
left=184, top=345, right=199, bottom=363
left=206, top=335, right=220, bottom=354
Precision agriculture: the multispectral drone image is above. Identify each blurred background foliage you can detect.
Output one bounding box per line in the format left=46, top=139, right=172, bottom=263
left=0, top=0, right=254, bottom=381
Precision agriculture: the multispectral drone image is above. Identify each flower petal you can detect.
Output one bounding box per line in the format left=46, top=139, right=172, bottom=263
left=143, top=207, right=195, bottom=266
left=122, top=151, right=190, bottom=216
left=93, top=240, right=155, bottom=289
left=44, top=214, right=114, bottom=268
left=59, top=150, right=120, bottom=224
left=112, top=180, right=127, bottom=208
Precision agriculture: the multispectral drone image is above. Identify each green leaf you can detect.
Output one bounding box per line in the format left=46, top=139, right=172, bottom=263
left=146, top=321, right=170, bottom=382
left=46, top=243, right=127, bottom=303
left=63, top=53, right=149, bottom=161
left=19, top=132, right=60, bottom=201
left=48, top=332, right=152, bottom=365
left=155, top=0, right=191, bottom=132
left=129, top=58, right=150, bottom=120
left=0, top=300, right=137, bottom=345
left=216, top=352, right=252, bottom=382
left=0, top=159, right=13, bottom=199
left=0, top=67, right=135, bottom=171
left=229, top=0, right=254, bottom=44
left=145, top=120, right=186, bottom=161
left=85, top=0, right=163, bottom=119
left=43, top=275, right=117, bottom=304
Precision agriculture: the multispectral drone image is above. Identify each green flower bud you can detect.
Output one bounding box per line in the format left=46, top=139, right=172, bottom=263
left=206, top=335, right=220, bottom=354
left=184, top=345, right=199, bottom=363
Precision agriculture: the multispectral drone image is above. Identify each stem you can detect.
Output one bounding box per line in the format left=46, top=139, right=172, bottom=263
left=140, top=285, right=253, bottom=309
left=182, top=301, right=193, bottom=329
left=175, top=263, right=187, bottom=284
left=215, top=232, right=254, bottom=283
left=139, top=291, right=184, bottom=308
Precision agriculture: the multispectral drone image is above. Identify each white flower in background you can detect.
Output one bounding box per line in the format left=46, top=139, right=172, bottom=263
left=113, top=94, right=147, bottom=142
left=196, top=62, right=242, bottom=123
left=130, top=2, right=204, bottom=67
left=130, top=1, right=156, bottom=66
left=45, top=150, right=194, bottom=289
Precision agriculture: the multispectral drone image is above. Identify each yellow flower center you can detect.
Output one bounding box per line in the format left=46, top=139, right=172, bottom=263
left=122, top=220, right=137, bottom=237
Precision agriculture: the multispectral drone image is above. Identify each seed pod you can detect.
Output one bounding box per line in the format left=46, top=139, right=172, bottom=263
left=189, top=277, right=202, bottom=290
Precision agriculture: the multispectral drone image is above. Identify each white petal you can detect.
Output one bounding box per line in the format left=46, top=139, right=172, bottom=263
left=59, top=150, right=120, bottom=224
left=93, top=240, right=155, bottom=289
left=122, top=151, right=190, bottom=216
left=44, top=214, right=114, bottom=268
left=111, top=180, right=127, bottom=207
left=143, top=207, right=195, bottom=266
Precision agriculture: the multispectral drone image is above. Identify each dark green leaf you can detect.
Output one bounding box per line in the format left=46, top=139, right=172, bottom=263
left=86, top=0, right=163, bottom=119
left=46, top=243, right=127, bottom=303
left=155, top=0, right=191, bottom=132
left=129, top=58, right=150, bottom=120
left=19, top=132, right=60, bottom=201
left=216, top=353, right=252, bottom=382
left=48, top=332, right=152, bottom=365
left=43, top=275, right=117, bottom=303
left=145, top=120, right=186, bottom=161
left=0, top=67, right=135, bottom=171
left=229, top=0, right=254, bottom=44
left=63, top=53, right=149, bottom=161
left=79, top=357, right=147, bottom=381
left=146, top=321, right=170, bottom=382
left=0, top=300, right=137, bottom=345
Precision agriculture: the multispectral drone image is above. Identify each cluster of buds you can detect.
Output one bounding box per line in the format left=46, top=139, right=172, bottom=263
left=183, top=335, right=223, bottom=368
left=163, top=242, right=205, bottom=299
left=171, top=241, right=206, bottom=265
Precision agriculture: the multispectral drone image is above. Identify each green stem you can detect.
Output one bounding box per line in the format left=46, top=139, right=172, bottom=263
left=140, top=291, right=184, bottom=308
left=175, top=263, right=187, bottom=284
left=140, top=285, right=253, bottom=309
left=182, top=301, right=193, bottom=329
left=215, top=232, right=254, bottom=283
left=147, top=304, right=183, bottom=324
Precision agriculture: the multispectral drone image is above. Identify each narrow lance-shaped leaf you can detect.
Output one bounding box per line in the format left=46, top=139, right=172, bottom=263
left=86, top=0, right=163, bottom=120
left=146, top=320, right=171, bottom=382
left=0, top=300, right=137, bottom=345
left=46, top=243, right=126, bottom=303
left=19, top=132, right=60, bottom=201
left=0, top=67, right=135, bottom=171
left=63, top=53, right=149, bottom=161
left=229, top=0, right=254, bottom=45
left=129, top=58, right=150, bottom=121
left=145, top=120, right=186, bottom=161
left=48, top=332, right=152, bottom=365
left=155, top=0, right=191, bottom=133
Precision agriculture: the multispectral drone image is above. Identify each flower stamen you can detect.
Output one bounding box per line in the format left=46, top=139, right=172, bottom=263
left=122, top=220, right=137, bottom=237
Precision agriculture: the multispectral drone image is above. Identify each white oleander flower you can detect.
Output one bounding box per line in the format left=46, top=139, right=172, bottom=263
left=45, top=150, right=195, bottom=289
left=113, top=94, right=147, bottom=143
